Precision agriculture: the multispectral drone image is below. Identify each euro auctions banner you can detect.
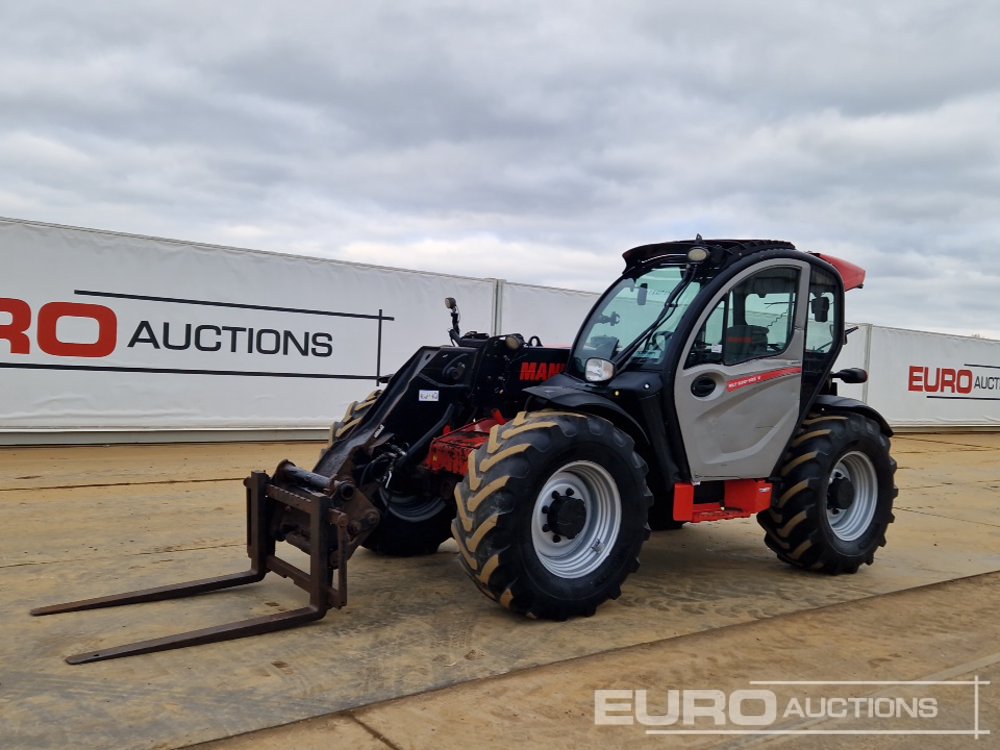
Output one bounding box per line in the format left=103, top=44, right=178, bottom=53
left=6, top=217, right=1000, bottom=437
left=865, top=325, right=1000, bottom=427
left=1, top=218, right=495, bottom=432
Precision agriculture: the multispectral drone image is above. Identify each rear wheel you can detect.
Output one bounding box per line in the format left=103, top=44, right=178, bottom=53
left=453, top=411, right=652, bottom=619
left=758, top=411, right=897, bottom=573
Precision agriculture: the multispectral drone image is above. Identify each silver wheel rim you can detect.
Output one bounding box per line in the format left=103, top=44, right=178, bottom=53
left=530, top=460, right=622, bottom=578
left=827, top=451, right=878, bottom=542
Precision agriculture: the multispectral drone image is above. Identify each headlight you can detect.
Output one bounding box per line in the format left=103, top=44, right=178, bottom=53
left=585, top=358, right=616, bottom=383
left=687, top=246, right=709, bottom=263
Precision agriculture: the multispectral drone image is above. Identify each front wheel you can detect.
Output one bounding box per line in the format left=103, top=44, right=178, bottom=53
left=758, top=411, right=897, bottom=573
left=362, top=487, right=454, bottom=557
left=322, top=390, right=381, bottom=456
left=325, top=390, right=452, bottom=556
left=453, top=411, right=652, bottom=619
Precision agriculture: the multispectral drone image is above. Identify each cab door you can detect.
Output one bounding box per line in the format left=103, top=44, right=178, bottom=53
left=673, top=260, right=809, bottom=481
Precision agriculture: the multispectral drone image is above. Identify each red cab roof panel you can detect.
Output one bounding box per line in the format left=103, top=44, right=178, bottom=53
left=813, top=253, right=866, bottom=291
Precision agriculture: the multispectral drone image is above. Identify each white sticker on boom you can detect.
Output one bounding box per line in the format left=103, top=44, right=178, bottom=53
left=419, top=390, right=440, bottom=402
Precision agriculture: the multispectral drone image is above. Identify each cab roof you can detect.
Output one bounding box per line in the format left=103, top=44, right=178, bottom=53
left=622, top=238, right=866, bottom=290
left=622, top=238, right=796, bottom=269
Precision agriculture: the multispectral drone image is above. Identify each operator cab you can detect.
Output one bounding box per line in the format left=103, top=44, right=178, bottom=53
left=557, top=239, right=852, bottom=483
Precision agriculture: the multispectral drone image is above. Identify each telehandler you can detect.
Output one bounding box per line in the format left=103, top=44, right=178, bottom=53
left=34, top=237, right=896, bottom=663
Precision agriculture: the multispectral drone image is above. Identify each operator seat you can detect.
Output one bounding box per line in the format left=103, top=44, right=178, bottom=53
left=724, top=324, right=769, bottom=360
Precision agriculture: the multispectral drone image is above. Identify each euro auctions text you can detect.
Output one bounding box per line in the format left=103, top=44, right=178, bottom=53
left=0, top=297, right=334, bottom=359
left=908, top=365, right=1000, bottom=396
left=594, top=678, right=990, bottom=738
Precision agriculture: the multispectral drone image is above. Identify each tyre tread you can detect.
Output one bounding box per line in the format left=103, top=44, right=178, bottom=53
left=758, top=410, right=897, bottom=574
left=453, top=410, right=652, bottom=619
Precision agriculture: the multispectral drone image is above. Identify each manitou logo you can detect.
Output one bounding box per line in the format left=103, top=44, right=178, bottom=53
left=908, top=366, right=974, bottom=394
left=519, top=361, right=566, bottom=382
left=0, top=298, right=117, bottom=357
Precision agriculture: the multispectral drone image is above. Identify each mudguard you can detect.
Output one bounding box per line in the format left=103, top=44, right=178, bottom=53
left=524, top=384, right=649, bottom=443
left=813, top=394, right=893, bottom=436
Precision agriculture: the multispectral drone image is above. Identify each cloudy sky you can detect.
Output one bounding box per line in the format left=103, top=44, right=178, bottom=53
left=2, top=1, right=998, bottom=337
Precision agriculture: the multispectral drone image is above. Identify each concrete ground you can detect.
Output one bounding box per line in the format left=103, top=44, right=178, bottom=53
left=0, top=433, right=997, bottom=749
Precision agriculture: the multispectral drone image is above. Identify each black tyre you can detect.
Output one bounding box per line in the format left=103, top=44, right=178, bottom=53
left=758, top=411, right=897, bottom=573
left=324, top=390, right=381, bottom=451
left=361, top=486, right=454, bottom=557
left=453, top=411, right=652, bottom=619
left=326, top=390, right=452, bottom=556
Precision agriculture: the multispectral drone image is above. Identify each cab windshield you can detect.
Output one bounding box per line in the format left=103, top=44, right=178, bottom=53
left=571, top=265, right=704, bottom=375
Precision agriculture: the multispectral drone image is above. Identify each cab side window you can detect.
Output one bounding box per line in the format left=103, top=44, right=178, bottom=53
left=686, top=267, right=800, bottom=367
left=805, top=267, right=838, bottom=354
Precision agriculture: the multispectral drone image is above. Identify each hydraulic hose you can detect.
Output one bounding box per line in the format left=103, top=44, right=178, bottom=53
left=387, top=402, right=459, bottom=486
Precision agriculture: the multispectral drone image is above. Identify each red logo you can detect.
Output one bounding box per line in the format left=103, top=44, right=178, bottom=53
left=519, top=361, right=566, bottom=382
left=0, top=298, right=117, bottom=357
left=907, top=366, right=973, bottom=394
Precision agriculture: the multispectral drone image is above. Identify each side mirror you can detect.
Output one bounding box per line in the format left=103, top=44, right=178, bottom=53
left=833, top=367, right=868, bottom=384
left=637, top=283, right=648, bottom=307
left=810, top=296, right=831, bottom=323
left=445, top=297, right=461, bottom=344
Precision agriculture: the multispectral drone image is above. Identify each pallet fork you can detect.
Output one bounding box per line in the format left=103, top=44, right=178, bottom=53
left=31, top=464, right=377, bottom=664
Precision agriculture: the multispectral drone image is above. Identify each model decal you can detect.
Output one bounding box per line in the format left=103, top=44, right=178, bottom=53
left=727, top=366, right=803, bottom=392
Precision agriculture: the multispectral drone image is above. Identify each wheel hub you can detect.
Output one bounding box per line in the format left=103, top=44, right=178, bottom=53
left=825, top=451, right=879, bottom=542
left=543, top=489, right=587, bottom=541
left=530, top=461, right=623, bottom=578
left=827, top=475, right=855, bottom=512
